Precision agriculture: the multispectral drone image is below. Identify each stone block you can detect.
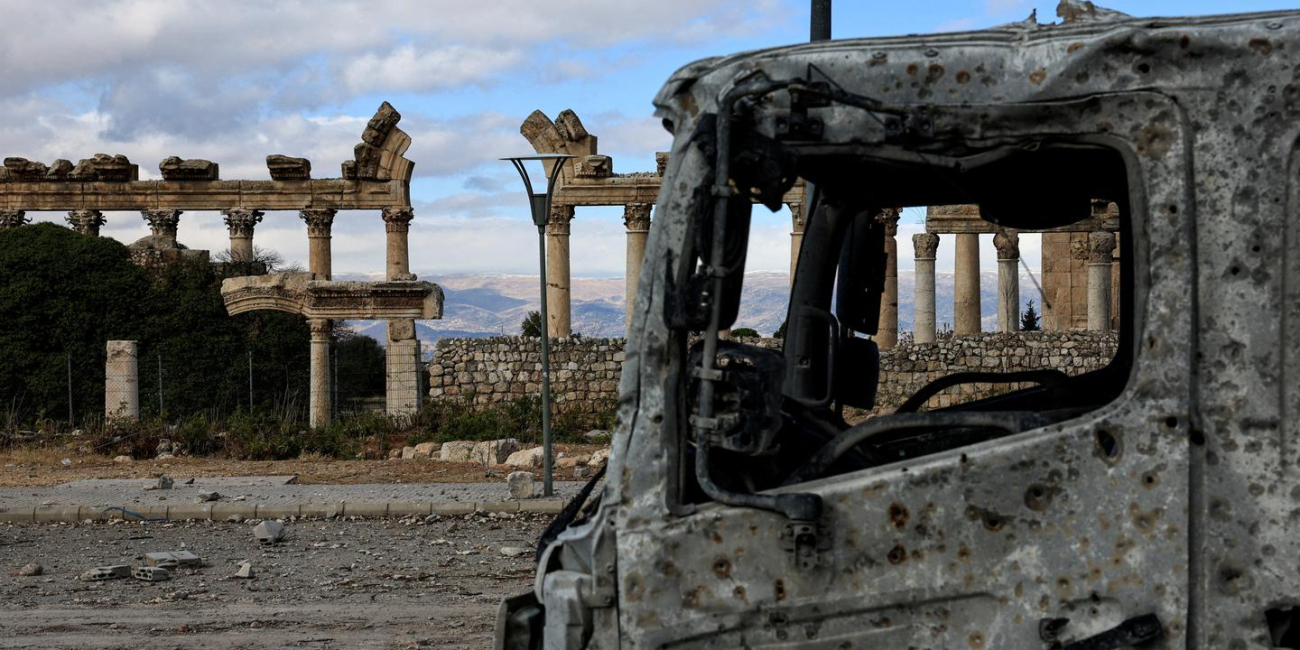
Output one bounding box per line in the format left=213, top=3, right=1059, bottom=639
left=413, top=442, right=439, bottom=458
left=401, top=446, right=417, bottom=460
left=507, top=471, right=535, bottom=499
left=440, top=440, right=476, bottom=463
left=471, top=438, right=521, bottom=466
left=506, top=446, right=545, bottom=468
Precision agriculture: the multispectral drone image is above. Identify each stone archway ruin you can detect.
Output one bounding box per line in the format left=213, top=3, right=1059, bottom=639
left=0, top=101, right=442, bottom=427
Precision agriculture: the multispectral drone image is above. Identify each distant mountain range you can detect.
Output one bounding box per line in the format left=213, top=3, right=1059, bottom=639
left=341, top=270, right=1048, bottom=348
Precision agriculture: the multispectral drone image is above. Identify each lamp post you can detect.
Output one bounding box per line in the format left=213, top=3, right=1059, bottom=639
left=502, top=153, right=575, bottom=497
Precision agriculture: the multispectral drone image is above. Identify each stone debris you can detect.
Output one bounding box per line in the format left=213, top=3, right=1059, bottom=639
left=505, top=447, right=545, bottom=469
left=574, top=465, right=591, bottom=479
left=401, top=446, right=417, bottom=460
left=133, top=566, right=172, bottom=582
left=146, top=551, right=201, bottom=569
left=234, top=561, right=255, bottom=579
left=584, top=429, right=611, bottom=442
left=413, top=442, right=439, bottom=458
left=439, top=441, right=475, bottom=463
left=471, top=438, right=520, bottom=466
left=506, top=471, right=535, bottom=499
left=158, top=476, right=174, bottom=490
left=499, top=547, right=529, bottom=558
left=17, top=563, right=42, bottom=577
left=266, top=154, right=311, bottom=180
left=80, top=565, right=132, bottom=581
left=159, top=156, right=219, bottom=181
left=112, top=455, right=132, bottom=464
left=556, top=453, right=592, bottom=469
left=198, top=491, right=221, bottom=502
left=227, top=514, right=245, bottom=523
left=254, top=520, right=287, bottom=545
left=589, top=449, right=611, bottom=467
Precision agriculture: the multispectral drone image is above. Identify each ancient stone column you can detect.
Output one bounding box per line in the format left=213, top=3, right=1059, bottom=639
left=221, top=209, right=264, bottom=262
left=382, top=207, right=416, bottom=281
left=66, top=210, right=106, bottom=236
left=623, top=203, right=652, bottom=330
left=141, top=210, right=181, bottom=246
left=300, top=209, right=336, bottom=280
left=105, top=340, right=140, bottom=420
left=0, top=211, right=29, bottom=231
left=386, top=318, right=422, bottom=417
left=994, top=231, right=1020, bottom=333
left=308, top=318, right=332, bottom=428
left=953, top=233, right=982, bottom=335
left=788, top=202, right=806, bottom=285
left=912, top=233, right=939, bottom=344
left=875, top=209, right=901, bottom=349
left=545, top=205, right=575, bottom=337
left=1087, top=232, right=1116, bottom=331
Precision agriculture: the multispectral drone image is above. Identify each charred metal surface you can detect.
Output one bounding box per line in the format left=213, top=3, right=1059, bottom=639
left=499, top=4, right=1300, bottom=648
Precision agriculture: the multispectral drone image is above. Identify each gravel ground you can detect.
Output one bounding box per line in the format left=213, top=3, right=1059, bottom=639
left=0, top=513, right=554, bottom=649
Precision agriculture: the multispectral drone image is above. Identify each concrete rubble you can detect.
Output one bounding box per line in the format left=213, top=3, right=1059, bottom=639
left=234, top=561, right=255, bottom=579
left=132, top=566, right=171, bottom=582
left=506, top=471, right=535, bottom=499
left=254, top=520, right=286, bottom=545
left=18, top=563, right=42, bottom=576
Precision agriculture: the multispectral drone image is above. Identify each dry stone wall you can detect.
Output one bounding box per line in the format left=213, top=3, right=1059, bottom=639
left=429, top=332, right=1118, bottom=413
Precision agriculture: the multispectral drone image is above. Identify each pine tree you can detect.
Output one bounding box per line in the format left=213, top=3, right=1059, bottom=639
left=520, top=311, right=542, bottom=337
left=1020, top=300, right=1042, bottom=331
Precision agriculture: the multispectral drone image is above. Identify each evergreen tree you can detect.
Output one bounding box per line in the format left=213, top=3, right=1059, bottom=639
left=520, top=311, right=542, bottom=337
left=1020, top=300, right=1042, bottom=331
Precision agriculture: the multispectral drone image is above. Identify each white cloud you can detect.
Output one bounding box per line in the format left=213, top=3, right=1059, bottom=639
left=342, top=45, right=524, bottom=94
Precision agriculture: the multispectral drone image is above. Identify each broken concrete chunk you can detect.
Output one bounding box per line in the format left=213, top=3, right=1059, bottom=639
left=507, top=471, right=535, bottom=499
left=146, top=551, right=200, bottom=568
left=159, top=156, right=219, bottom=181
left=80, top=565, right=131, bottom=581
left=157, top=476, right=174, bottom=490
left=198, top=491, right=221, bottom=502
left=500, top=547, right=529, bottom=558
left=18, top=563, right=42, bottom=576
left=234, top=561, right=254, bottom=579
left=266, top=154, right=311, bottom=180
left=254, top=520, right=286, bottom=545
left=133, top=566, right=172, bottom=582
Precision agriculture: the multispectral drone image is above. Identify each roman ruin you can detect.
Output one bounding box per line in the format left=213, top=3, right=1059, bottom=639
left=0, top=102, right=443, bottom=427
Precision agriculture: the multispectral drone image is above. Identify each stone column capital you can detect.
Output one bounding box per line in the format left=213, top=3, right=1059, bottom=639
left=0, top=210, right=29, bottom=230
left=308, top=318, right=332, bottom=337
left=912, top=233, right=939, bottom=259
left=66, top=209, right=106, bottom=235
left=623, top=203, right=652, bottom=231
left=300, top=209, right=337, bottom=238
left=546, top=204, right=575, bottom=235
left=141, top=210, right=181, bottom=238
left=221, top=209, right=264, bottom=237
left=874, top=207, right=901, bottom=236
left=1087, top=231, right=1116, bottom=264
left=993, top=231, right=1020, bottom=261
left=382, top=206, right=415, bottom=233
left=788, top=202, right=805, bottom=233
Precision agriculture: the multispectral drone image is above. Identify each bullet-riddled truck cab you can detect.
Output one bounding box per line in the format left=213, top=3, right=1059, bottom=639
left=497, top=4, right=1300, bottom=648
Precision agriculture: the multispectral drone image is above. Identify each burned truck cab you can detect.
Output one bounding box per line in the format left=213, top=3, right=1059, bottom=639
left=499, top=5, right=1300, bottom=648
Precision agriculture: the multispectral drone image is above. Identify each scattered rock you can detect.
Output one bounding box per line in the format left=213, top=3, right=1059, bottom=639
left=413, top=442, right=439, bottom=458
left=574, top=465, right=591, bottom=479
left=157, top=476, right=174, bottom=490
left=471, top=438, right=520, bottom=466
left=113, top=455, right=132, bottom=464
left=583, top=429, right=611, bottom=442
left=499, top=547, right=529, bottom=558
left=388, top=448, right=403, bottom=460
left=589, top=449, right=611, bottom=467
left=227, top=514, right=245, bottom=523
left=505, top=447, right=545, bottom=469
left=156, top=439, right=172, bottom=455
left=18, top=563, right=42, bottom=577
left=158, top=156, right=219, bottom=181
left=556, top=454, right=592, bottom=468
left=507, top=471, right=535, bottom=499
left=401, top=446, right=417, bottom=460
left=266, top=154, right=311, bottom=180
left=198, top=491, right=221, bottom=502
left=254, top=520, right=287, bottom=545
left=440, top=441, right=476, bottom=463
left=234, top=561, right=255, bottom=579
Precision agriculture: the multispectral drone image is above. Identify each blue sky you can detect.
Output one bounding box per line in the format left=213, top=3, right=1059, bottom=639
left=4, top=0, right=1296, bottom=278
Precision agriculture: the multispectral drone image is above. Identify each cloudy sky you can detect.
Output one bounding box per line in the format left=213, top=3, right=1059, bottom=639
left=5, top=0, right=1293, bottom=278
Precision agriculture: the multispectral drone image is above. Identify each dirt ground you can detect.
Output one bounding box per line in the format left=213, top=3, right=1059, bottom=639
left=0, top=513, right=553, bottom=649
left=0, top=444, right=606, bottom=488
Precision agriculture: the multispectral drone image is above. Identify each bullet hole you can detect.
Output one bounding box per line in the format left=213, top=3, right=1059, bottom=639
left=1136, top=62, right=1152, bottom=74
left=1142, top=471, right=1160, bottom=488
left=1168, top=204, right=1178, bottom=214
left=1164, top=416, right=1179, bottom=429
left=1096, top=429, right=1121, bottom=461
left=887, top=544, right=908, bottom=565
left=1253, top=245, right=1262, bottom=253
left=774, top=579, right=786, bottom=601
left=983, top=514, right=1005, bottom=532
left=711, top=557, right=731, bottom=579
left=968, top=631, right=987, bottom=648
left=1025, top=484, right=1053, bottom=511
left=1231, top=265, right=1242, bottom=276
left=888, top=502, right=910, bottom=530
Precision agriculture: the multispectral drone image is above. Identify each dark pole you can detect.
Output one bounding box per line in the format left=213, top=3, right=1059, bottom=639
left=811, top=0, right=832, bottom=41
left=157, top=351, right=163, bottom=416
left=247, top=349, right=253, bottom=411
left=537, top=224, right=554, bottom=497
left=66, top=352, right=73, bottom=427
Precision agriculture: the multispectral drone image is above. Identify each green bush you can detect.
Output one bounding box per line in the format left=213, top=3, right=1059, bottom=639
left=730, top=327, right=760, bottom=339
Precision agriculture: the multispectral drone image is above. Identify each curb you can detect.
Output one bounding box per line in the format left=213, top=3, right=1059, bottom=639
left=0, top=499, right=566, bottom=523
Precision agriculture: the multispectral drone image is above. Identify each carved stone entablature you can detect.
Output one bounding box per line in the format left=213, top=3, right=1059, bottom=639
left=576, top=155, right=613, bottom=179
left=70, top=154, right=138, bottom=182
left=141, top=210, right=182, bottom=239
left=623, top=203, right=651, bottom=231
left=222, top=209, right=265, bottom=237
left=343, top=102, right=413, bottom=183
left=159, top=157, right=219, bottom=181
left=926, top=202, right=1121, bottom=234
left=47, top=159, right=73, bottom=179
left=66, top=209, right=106, bottom=236
left=1, top=154, right=138, bottom=184
left=546, top=204, right=575, bottom=235
left=267, top=155, right=311, bottom=180
left=0, top=210, right=29, bottom=230
left=994, top=231, right=1020, bottom=260
left=382, top=206, right=415, bottom=233
left=221, top=273, right=444, bottom=321
left=1087, top=231, right=1117, bottom=264
left=913, top=233, right=940, bottom=259
left=300, top=209, right=336, bottom=238
left=2, top=158, right=48, bottom=181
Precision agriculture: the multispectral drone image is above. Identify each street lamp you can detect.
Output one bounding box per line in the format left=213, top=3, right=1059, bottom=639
left=502, top=153, right=574, bottom=497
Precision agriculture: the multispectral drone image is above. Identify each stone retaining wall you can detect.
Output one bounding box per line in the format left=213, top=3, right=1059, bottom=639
left=428, top=332, right=1119, bottom=413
